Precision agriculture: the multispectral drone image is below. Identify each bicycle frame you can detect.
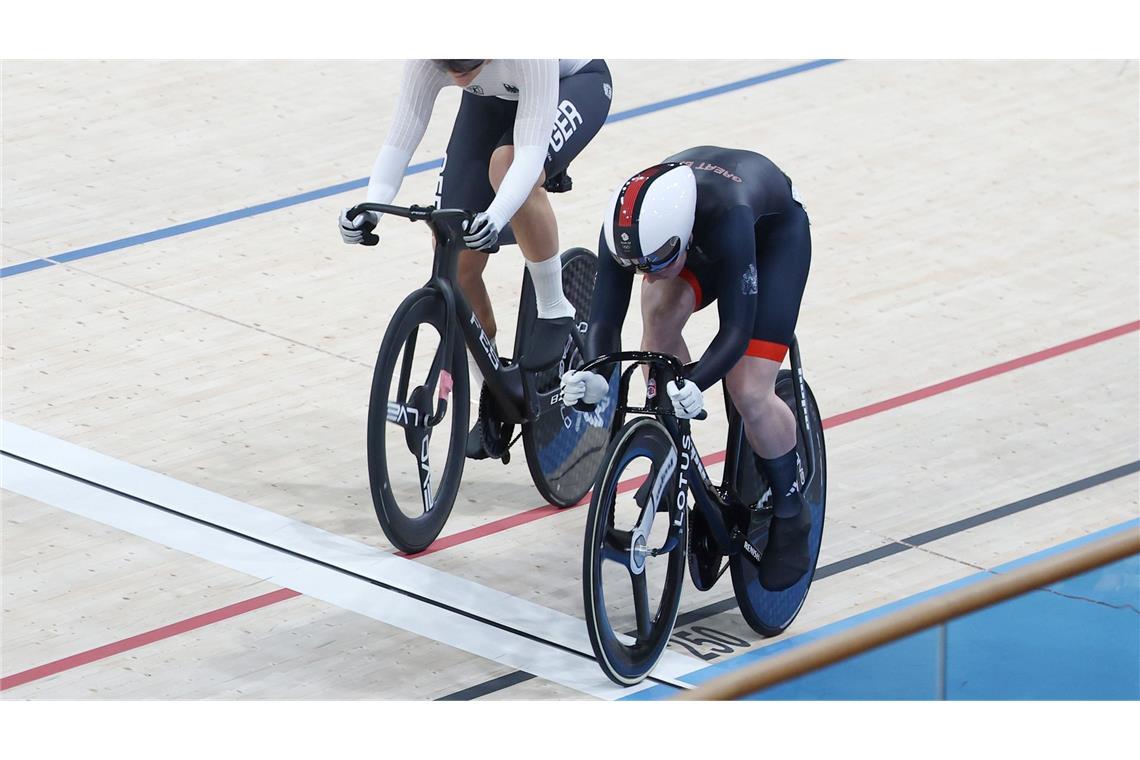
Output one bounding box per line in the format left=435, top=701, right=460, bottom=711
left=580, top=340, right=815, bottom=560
left=349, top=203, right=529, bottom=425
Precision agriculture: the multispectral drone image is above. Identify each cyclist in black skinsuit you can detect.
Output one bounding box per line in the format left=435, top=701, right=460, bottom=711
left=561, top=146, right=813, bottom=590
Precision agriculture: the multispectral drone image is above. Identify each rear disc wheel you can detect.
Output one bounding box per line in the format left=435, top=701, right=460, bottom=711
left=729, top=371, right=826, bottom=635
left=521, top=248, right=616, bottom=507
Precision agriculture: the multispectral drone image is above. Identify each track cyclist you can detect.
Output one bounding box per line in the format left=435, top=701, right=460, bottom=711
left=561, top=146, right=814, bottom=590
left=339, top=59, right=613, bottom=458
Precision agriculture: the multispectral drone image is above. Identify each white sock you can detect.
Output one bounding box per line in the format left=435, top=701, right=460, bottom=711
left=468, top=337, right=498, bottom=391
left=467, top=349, right=485, bottom=428
left=469, top=350, right=485, bottom=392
left=526, top=256, right=575, bottom=320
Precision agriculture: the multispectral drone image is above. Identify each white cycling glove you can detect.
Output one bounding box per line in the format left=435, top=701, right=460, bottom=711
left=339, top=208, right=378, bottom=246
left=666, top=379, right=705, bottom=419
left=560, top=370, right=610, bottom=407
left=463, top=212, right=501, bottom=251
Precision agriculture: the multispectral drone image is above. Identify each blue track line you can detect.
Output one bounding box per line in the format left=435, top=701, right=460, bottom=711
left=625, top=517, right=1140, bottom=700
left=1, top=59, right=843, bottom=280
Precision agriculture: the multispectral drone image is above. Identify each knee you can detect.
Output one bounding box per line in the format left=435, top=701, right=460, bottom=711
left=726, top=378, right=774, bottom=424
left=642, top=307, right=676, bottom=339
left=641, top=289, right=689, bottom=336
left=489, top=146, right=548, bottom=208
left=457, top=254, right=485, bottom=290
left=488, top=147, right=513, bottom=191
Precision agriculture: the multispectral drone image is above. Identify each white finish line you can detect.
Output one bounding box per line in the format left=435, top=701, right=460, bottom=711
left=0, top=421, right=700, bottom=698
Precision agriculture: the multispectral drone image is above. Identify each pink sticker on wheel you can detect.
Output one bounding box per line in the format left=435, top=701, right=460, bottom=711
left=438, top=370, right=453, bottom=402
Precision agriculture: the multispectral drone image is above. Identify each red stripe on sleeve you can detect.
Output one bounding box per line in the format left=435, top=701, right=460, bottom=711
left=746, top=339, right=789, bottom=362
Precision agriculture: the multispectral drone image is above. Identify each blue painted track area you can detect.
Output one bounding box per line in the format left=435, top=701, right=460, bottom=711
left=629, top=521, right=1140, bottom=700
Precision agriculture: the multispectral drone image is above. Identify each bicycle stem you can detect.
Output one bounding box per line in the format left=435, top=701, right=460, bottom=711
left=578, top=351, right=707, bottom=421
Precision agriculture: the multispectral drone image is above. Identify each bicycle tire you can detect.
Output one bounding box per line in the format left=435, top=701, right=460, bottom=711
left=583, top=416, right=687, bottom=686
left=520, top=248, right=615, bottom=507
left=729, top=370, right=827, bottom=636
left=367, top=287, right=469, bottom=554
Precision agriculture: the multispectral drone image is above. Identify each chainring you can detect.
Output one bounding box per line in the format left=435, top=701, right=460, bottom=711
left=477, top=382, right=515, bottom=460
left=687, top=507, right=726, bottom=591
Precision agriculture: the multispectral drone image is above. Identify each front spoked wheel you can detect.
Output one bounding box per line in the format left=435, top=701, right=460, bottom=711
left=583, top=417, right=687, bottom=686
left=729, top=370, right=827, bottom=635
left=367, top=288, right=469, bottom=554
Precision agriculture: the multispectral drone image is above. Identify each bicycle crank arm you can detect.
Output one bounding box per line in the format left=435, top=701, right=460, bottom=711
left=730, top=526, right=766, bottom=568
left=651, top=534, right=682, bottom=557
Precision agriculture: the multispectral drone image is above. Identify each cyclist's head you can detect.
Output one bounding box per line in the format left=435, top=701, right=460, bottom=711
left=603, top=162, right=696, bottom=276
left=433, top=59, right=486, bottom=75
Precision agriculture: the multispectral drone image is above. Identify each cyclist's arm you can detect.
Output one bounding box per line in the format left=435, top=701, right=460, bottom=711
left=482, top=59, right=559, bottom=230
left=365, top=60, right=447, bottom=206
left=585, top=229, right=635, bottom=362
left=688, top=205, right=759, bottom=391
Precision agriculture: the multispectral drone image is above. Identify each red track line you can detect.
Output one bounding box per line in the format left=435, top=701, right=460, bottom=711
left=407, top=450, right=729, bottom=557
left=0, top=588, right=300, bottom=691
left=824, top=320, right=1140, bottom=427
left=4, top=320, right=1136, bottom=691
left=413, top=320, right=1140, bottom=555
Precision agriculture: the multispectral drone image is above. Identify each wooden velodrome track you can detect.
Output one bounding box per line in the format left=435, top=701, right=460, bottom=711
left=2, top=60, right=1137, bottom=699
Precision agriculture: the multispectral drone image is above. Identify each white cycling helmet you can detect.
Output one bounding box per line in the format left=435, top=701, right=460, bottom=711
left=603, top=162, right=697, bottom=273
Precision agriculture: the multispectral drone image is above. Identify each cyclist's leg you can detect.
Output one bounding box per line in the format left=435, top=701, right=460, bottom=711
left=488, top=60, right=613, bottom=369
left=639, top=261, right=707, bottom=363
left=724, top=206, right=811, bottom=590
left=728, top=204, right=811, bottom=473
left=725, top=356, right=795, bottom=459
left=440, top=92, right=514, bottom=457
left=490, top=59, right=612, bottom=266
left=439, top=91, right=515, bottom=342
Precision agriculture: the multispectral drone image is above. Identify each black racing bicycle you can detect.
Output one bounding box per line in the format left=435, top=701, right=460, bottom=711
left=578, top=344, right=826, bottom=685
left=347, top=202, right=615, bottom=554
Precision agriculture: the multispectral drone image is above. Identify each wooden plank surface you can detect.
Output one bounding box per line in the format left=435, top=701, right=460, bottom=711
left=2, top=59, right=1137, bottom=699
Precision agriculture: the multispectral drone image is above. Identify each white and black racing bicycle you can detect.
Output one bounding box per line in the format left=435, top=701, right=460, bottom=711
left=346, top=202, right=614, bottom=553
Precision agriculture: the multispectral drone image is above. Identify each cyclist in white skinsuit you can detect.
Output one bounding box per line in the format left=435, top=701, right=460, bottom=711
left=340, top=59, right=613, bottom=457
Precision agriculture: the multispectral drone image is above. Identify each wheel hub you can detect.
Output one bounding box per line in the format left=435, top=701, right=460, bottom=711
left=630, top=533, right=649, bottom=574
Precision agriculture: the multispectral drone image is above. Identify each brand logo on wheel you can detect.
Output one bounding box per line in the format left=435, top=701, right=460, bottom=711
left=603, top=82, right=612, bottom=100
left=420, top=436, right=433, bottom=509
left=797, top=367, right=811, bottom=436
left=649, top=446, right=678, bottom=515
left=387, top=402, right=421, bottom=427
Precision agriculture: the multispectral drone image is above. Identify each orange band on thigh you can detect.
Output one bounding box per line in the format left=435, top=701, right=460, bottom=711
left=678, top=268, right=703, bottom=310
left=746, top=339, right=788, bottom=362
